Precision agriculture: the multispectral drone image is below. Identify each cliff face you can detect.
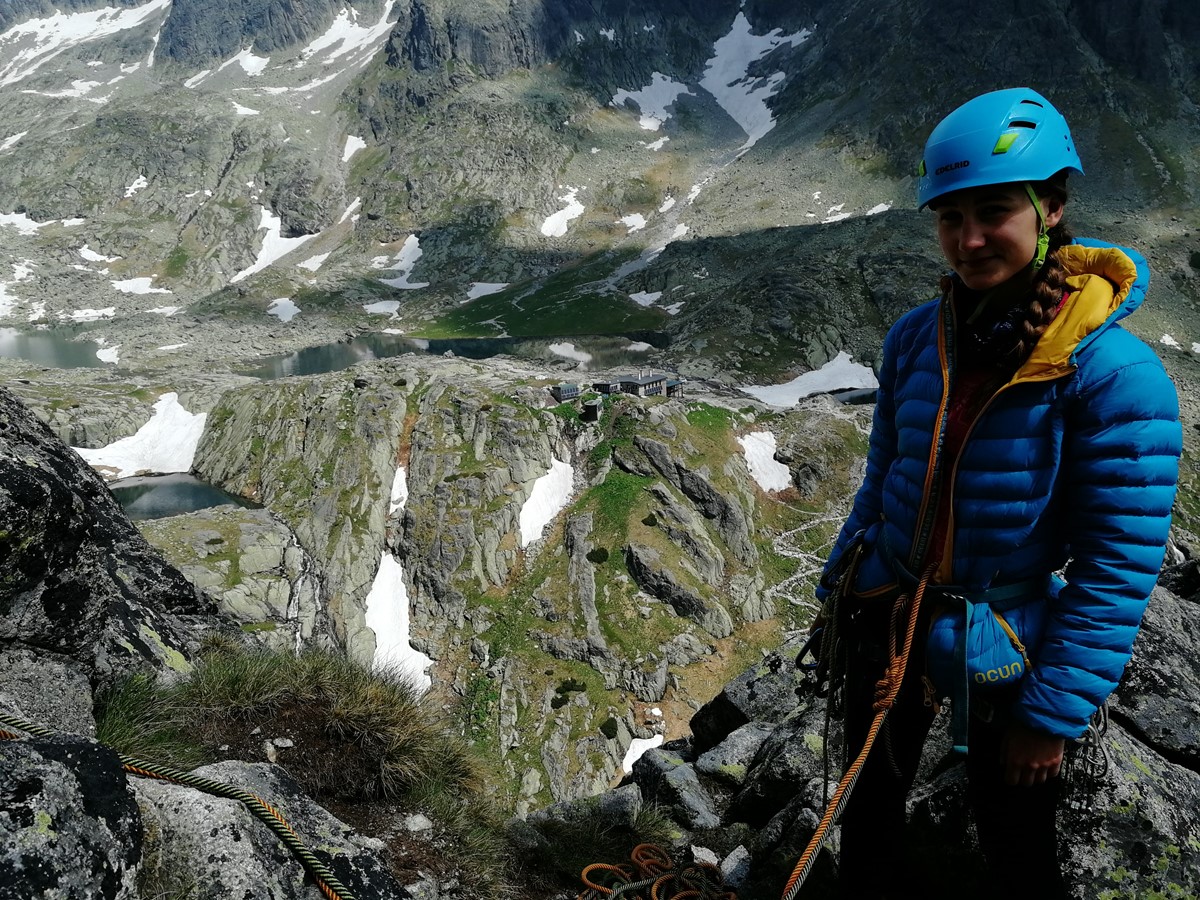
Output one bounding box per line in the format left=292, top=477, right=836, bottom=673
left=183, top=353, right=869, bottom=809
left=192, top=365, right=410, bottom=657
left=0, top=387, right=207, bottom=689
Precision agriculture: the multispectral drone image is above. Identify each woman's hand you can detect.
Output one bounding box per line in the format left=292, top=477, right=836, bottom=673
left=1002, top=721, right=1065, bottom=787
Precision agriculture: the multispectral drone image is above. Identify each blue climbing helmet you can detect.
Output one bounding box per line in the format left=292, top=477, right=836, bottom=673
left=917, top=87, right=1084, bottom=210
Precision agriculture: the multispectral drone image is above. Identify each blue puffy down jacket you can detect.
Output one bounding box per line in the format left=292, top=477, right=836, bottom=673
left=819, top=238, right=1182, bottom=738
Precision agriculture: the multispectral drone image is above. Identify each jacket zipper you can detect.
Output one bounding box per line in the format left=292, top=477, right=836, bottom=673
left=908, top=298, right=956, bottom=571
left=911, top=297, right=1075, bottom=578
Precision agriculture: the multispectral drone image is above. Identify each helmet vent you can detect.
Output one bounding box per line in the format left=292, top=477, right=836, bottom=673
left=1019, top=98, right=1044, bottom=107
left=1010, top=120, right=1037, bottom=129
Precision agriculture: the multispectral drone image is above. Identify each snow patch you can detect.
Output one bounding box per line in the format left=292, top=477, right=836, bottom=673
left=1161, top=334, right=1182, bottom=349
left=74, top=393, right=207, bottom=480
left=699, top=14, right=813, bottom=150
left=0, top=0, right=172, bottom=87
left=343, top=135, right=366, bottom=162
left=146, top=306, right=180, bottom=315
left=339, top=197, right=362, bottom=224
left=299, top=1, right=397, bottom=65
left=629, top=291, right=663, bottom=307
left=376, top=235, right=429, bottom=289
left=66, top=307, right=115, bottom=321
left=541, top=187, right=585, bottom=238
left=467, top=282, right=509, bottom=300
left=618, top=213, right=647, bottom=234
left=268, top=297, right=300, bottom=322
left=232, top=101, right=260, bottom=116
left=519, top=459, right=575, bottom=547
left=297, top=252, right=330, bottom=272
left=123, top=175, right=148, bottom=198
left=217, top=47, right=269, bottom=77
left=0, top=212, right=49, bottom=235
left=230, top=207, right=318, bottom=284
left=738, top=432, right=791, bottom=492
left=646, top=136, right=669, bottom=151
left=96, top=344, right=120, bottom=364
left=389, top=467, right=409, bottom=515
left=364, top=300, right=400, bottom=317
left=1, top=132, right=28, bottom=151
left=626, top=341, right=653, bottom=352
left=623, top=735, right=664, bottom=774
left=739, top=351, right=878, bottom=407
left=80, top=245, right=120, bottom=263
left=658, top=196, right=676, bottom=213
left=612, top=73, right=694, bottom=131
left=866, top=203, right=891, bottom=215
left=364, top=552, right=433, bottom=691
left=112, top=277, right=170, bottom=295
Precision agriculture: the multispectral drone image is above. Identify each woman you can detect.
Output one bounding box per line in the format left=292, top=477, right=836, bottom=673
left=816, top=87, right=1182, bottom=898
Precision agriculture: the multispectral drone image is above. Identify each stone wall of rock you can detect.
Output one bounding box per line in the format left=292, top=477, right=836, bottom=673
left=194, top=365, right=410, bottom=661
left=534, top=579, right=1200, bottom=900
left=0, top=386, right=409, bottom=899
left=0, top=387, right=207, bottom=691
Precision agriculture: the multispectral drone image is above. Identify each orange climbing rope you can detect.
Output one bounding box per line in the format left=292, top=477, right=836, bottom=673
left=779, top=564, right=937, bottom=900
left=579, top=843, right=736, bottom=900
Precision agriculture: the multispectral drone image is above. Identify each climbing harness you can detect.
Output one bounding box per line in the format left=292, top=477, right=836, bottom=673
left=0, top=709, right=356, bottom=900
left=780, top=562, right=937, bottom=900
left=578, top=843, right=736, bottom=900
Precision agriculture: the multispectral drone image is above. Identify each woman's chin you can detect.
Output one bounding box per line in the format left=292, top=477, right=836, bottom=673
left=956, top=268, right=1009, bottom=292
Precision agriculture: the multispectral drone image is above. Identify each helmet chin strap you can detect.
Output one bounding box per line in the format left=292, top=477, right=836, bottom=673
left=1024, top=182, right=1050, bottom=271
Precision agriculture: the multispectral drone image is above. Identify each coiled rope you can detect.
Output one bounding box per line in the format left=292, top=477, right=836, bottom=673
left=0, top=709, right=356, bottom=900
left=579, top=843, right=736, bottom=900
left=779, top=563, right=936, bottom=900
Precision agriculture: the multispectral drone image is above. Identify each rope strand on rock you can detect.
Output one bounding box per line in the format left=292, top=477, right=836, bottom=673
left=0, top=709, right=355, bottom=900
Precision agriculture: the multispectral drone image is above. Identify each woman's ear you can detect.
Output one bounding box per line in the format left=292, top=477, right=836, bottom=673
left=1043, top=195, right=1065, bottom=229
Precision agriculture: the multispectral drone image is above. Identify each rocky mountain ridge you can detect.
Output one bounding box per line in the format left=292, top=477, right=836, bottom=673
left=2, top=0, right=1197, bottom=390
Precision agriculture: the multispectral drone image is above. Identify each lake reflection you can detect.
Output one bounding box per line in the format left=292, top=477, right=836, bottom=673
left=111, top=473, right=258, bottom=521
left=243, top=332, right=670, bottom=380
left=0, top=327, right=107, bottom=368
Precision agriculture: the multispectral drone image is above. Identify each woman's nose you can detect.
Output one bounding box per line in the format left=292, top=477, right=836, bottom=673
left=959, top=216, right=986, bottom=249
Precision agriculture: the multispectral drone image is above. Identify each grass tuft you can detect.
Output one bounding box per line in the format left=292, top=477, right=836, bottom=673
left=95, top=646, right=522, bottom=894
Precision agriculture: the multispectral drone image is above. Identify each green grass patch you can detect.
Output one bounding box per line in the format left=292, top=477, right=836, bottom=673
left=585, top=471, right=652, bottom=535
left=416, top=249, right=666, bottom=338
left=685, top=402, right=736, bottom=433
left=164, top=245, right=189, bottom=279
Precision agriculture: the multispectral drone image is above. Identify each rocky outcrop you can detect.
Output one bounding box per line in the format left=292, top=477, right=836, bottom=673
left=133, top=761, right=407, bottom=900
left=628, top=435, right=757, bottom=566
left=559, top=579, right=1200, bottom=899
left=0, top=386, right=409, bottom=900
left=0, top=736, right=142, bottom=899
left=400, top=374, right=568, bottom=634
left=624, top=543, right=733, bottom=639
left=0, top=387, right=208, bottom=689
left=194, top=366, right=409, bottom=662
left=138, top=506, right=334, bottom=654
left=157, top=0, right=374, bottom=66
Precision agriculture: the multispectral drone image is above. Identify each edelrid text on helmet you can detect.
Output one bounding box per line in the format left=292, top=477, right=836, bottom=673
left=916, top=87, right=1084, bottom=209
